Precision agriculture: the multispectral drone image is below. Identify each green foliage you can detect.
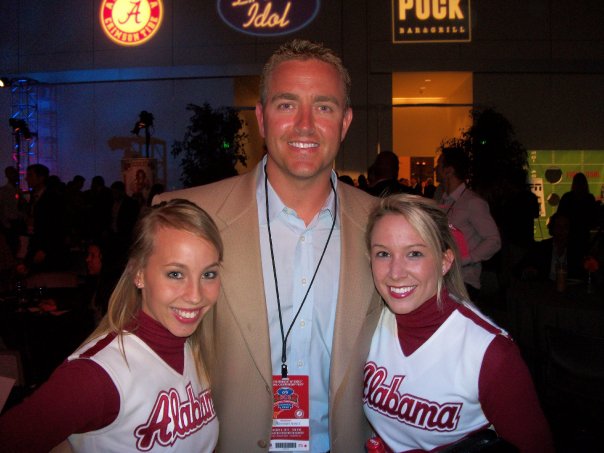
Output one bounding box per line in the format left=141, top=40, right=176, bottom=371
left=440, top=108, right=530, bottom=207
left=172, top=103, right=248, bottom=187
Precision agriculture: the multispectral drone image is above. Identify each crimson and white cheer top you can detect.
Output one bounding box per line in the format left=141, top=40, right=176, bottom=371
left=68, top=330, right=218, bottom=452
left=0, top=311, right=218, bottom=453
left=363, top=292, right=554, bottom=453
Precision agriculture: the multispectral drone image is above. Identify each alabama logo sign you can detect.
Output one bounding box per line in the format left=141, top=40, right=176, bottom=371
left=100, top=0, right=163, bottom=46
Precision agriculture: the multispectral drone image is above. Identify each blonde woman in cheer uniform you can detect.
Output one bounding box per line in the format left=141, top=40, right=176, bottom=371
left=363, top=194, right=553, bottom=452
left=0, top=199, right=222, bottom=452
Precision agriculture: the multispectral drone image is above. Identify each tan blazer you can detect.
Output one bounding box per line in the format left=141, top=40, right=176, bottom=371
left=156, top=163, right=381, bottom=452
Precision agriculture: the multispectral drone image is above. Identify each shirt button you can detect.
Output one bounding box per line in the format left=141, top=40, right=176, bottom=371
left=297, top=360, right=304, bottom=368
left=300, top=320, right=306, bottom=327
left=257, top=440, right=268, bottom=448
left=300, top=236, right=305, bottom=242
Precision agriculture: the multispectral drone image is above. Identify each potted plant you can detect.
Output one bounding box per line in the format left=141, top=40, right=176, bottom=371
left=172, top=102, right=248, bottom=188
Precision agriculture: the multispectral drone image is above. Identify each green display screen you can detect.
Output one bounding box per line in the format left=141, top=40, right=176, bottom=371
left=528, top=150, right=604, bottom=240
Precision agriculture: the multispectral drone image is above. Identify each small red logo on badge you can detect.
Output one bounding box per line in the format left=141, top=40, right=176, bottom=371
left=100, top=0, right=163, bottom=46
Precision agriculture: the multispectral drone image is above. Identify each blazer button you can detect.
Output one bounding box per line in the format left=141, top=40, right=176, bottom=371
left=257, top=439, right=268, bottom=448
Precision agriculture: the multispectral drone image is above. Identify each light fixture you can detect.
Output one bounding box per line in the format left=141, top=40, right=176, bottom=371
left=0, top=77, right=11, bottom=88
left=392, top=97, right=447, bottom=104
left=9, top=118, right=33, bottom=139
left=131, top=111, right=155, bottom=158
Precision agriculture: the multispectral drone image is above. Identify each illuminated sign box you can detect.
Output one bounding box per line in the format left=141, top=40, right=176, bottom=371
left=217, top=0, right=320, bottom=37
left=100, top=0, right=163, bottom=46
left=392, top=0, right=471, bottom=43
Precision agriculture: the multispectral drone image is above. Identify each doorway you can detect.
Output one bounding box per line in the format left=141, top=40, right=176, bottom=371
left=392, top=72, right=473, bottom=184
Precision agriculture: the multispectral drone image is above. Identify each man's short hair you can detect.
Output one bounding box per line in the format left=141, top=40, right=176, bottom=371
left=259, top=39, right=351, bottom=109
left=372, top=151, right=400, bottom=181
left=27, top=163, right=49, bottom=179
left=440, top=147, right=470, bottom=181
left=4, top=166, right=18, bottom=179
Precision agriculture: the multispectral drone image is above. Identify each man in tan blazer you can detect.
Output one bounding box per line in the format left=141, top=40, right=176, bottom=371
left=156, top=39, right=381, bottom=452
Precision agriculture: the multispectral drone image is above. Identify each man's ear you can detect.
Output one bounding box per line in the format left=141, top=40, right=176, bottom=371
left=340, top=108, right=353, bottom=142
left=255, top=102, right=266, bottom=139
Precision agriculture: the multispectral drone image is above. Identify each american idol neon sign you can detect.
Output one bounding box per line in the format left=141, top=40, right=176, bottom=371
left=217, top=0, right=321, bottom=37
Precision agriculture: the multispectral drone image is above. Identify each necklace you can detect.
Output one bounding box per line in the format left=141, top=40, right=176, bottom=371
left=264, top=167, right=337, bottom=378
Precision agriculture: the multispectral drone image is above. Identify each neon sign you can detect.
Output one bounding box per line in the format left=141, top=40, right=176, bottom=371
left=392, top=0, right=471, bottom=43
left=100, top=0, right=163, bottom=46
left=217, top=0, right=321, bottom=37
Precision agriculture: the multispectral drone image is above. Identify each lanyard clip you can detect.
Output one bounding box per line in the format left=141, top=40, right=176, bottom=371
left=281, top=363, right=288, bottom=379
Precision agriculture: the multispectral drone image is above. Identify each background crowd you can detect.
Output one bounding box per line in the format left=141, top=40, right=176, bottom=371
left=341, top=154, right=604, bottom=305
left=0, top=165, right=165, bottom=302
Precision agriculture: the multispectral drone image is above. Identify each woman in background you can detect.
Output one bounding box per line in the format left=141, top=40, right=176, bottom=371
left=556, top=172, right=598, bottom=278
left=363, top=194, right=553, bottom=452
left=0, top=199, right=222, bottom=452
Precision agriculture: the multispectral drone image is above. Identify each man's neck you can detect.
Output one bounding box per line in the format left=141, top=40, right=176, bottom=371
left=266, top=167, right=333, bottom=226
left=445, top=177, right=463, bottom=195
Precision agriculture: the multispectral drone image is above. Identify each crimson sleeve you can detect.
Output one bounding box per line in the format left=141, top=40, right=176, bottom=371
left=479, top=335, right=555, bottom=452
left=0, top=358, right=119, bottom=452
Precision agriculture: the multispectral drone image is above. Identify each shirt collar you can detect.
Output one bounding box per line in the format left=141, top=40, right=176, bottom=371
left=444, top=182, right=467, bottom=202
left=256, top=155, right=339, bottom=226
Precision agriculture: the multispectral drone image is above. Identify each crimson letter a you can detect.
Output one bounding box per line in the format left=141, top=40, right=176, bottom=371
left=135, top=394, right=173, bottom=450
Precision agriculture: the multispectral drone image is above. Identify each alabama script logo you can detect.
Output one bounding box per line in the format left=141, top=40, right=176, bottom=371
left=134, top=384, right=216, bottom=451
left=363, top=362, right=462, bottom=432
left=100, top=0, right=163, bottom=46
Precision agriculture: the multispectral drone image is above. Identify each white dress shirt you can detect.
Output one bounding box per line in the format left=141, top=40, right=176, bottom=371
left=257, top=160, right=341, bottom=453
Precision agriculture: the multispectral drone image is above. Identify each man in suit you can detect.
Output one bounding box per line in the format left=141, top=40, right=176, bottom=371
left=108, top=181, right=140, bottom=253
left=409, top=177, right=423, bottom=195
left=366, top=150, right=410, bottom=198
left=423, top=177, right=437, bottom=199
left=156, top=39, right=381, bottom=452
left=22, top=164, right=68, bottom=273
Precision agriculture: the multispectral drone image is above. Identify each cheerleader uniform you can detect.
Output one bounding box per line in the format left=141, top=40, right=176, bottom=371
left=363, top=291, right=553, bottom=452
left=0, top=310, right=218, bottom=452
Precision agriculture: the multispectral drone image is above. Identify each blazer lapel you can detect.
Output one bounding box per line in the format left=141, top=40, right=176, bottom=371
left=330, top=186, right=380, bottom=397
left=213, top=166, right=273, bottom=388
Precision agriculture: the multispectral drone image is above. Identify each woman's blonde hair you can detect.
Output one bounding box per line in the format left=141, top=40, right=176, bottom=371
left=366, top=194, right=469, bottom=308
left=84, top=198, right=223, bottom=383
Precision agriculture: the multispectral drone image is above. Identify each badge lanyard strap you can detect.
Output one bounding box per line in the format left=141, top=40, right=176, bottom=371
left=264, top=168, right=337, bottom=378
left=445, top=187, right=467, bottom=215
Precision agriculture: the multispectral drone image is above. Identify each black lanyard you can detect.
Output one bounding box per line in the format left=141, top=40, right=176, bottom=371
left=264, top=168, right=337, bottom=378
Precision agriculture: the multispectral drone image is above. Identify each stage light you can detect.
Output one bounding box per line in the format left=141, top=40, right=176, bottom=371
left=131, top=110, right=154, bottom=136
left=130, top=111, right=155, bottom=158
left=0, top=77, right=11, bottom=88
left=9, top=118, right=33, bottom=139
